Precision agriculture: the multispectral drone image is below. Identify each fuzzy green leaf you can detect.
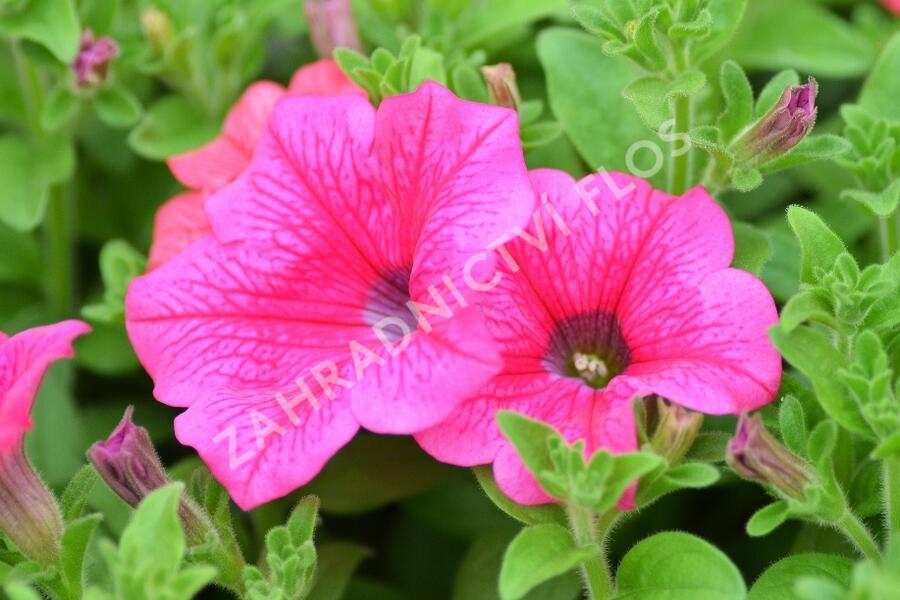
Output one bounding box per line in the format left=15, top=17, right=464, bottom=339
left=499, top=524, right=596, bottom=600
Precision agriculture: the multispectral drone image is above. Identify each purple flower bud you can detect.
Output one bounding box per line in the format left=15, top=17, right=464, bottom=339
left=304, top=0, right=362, bottom=58
left=727, top=414, right=812, bottom=501
left=71, top=29, right=119, bottom=88
left=89, top=408, right=211, bottom=545
left=481, top=63, right=520, bottom=110
left=733, top=77, right=817, bottom=164
left=0, top=442, right=63, bottom=565
left=649, top=398, right=703, bottom=464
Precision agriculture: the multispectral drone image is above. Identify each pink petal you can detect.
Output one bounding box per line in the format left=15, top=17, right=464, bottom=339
left=174, top=385, right=358, bottom=510
left=375, top=82, right=534, bottom=298
left=147, top=192, right=212, bottom=271
left=167, top=81, right=285, bottom=192
left=350, top=305, right=502, bottom=434
left=619, top=268, right=781, bottom=414
left=287, top=59, right=362, bottom=96
left=0, top=321, right=90, bottom=450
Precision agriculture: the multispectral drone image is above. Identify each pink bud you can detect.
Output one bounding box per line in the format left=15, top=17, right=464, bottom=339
left=481, top=63, right=520, bottom=110
left=89, top=408, right=211, bottom=545
left=304, top=0, right=362, bottom=58
left=71, top=29, right=119, bottom=88
left=727, top=414, right=812, bottom=501
left=0, top=442, right=62, bottom=565
left=734, top=77, right=817, bottom=164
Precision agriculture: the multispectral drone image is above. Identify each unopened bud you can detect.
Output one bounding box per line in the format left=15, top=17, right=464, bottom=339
left=733, top=77, right=817, bottom=164
left=141, top=7, right=174, bottom=54
left=71, top=29, right=119, bottom=88
left=650, top=398, right=703, bottom=464
left=0, top=442, right=63, bottom=565
left=89, top=408, right=211, bottom=545
left=304, top=0, right=362, bottom=58
left=481, top=63, right=520, bottom=110
left=727, top=414, right=812, bottom=501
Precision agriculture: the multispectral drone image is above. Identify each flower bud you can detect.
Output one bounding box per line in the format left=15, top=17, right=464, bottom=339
left=0, top=442, right=63, bottom=565
left=733, top=77, right=817, bottom=164
left=141, top=7, right=174, bottom=54
left=304, top=0, right=362, bottom=58
left=89, top=408, right=211, bottom=545
left=727, top=414, right=812, bottom=501
left=649, top=398, right=703, bottom=464
left=71, top=29, right=119, bottom=89
left=481, top=63, right=520, bottom=110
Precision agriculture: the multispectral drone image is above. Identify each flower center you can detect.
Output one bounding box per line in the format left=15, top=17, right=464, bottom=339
left=363, top=266, right=418, bottom=338
left=544, top=311, right=630, bottom=389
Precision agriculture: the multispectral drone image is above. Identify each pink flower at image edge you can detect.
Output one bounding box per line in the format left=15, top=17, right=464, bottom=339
left=147, top=59, right=361, bottom=270
left=415, top=171, right=782, bottom=506
left=0, top=321, right=91, bottom=450
left=882, top=0, right=900, bottom=16
left=126, top=82, right=534, bottom=510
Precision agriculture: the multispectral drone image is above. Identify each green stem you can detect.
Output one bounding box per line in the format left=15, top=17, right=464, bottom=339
left=837, top=510, right=880, bottom=561
left=883, top=457, right=900, bottom=544
left=44, top=185, right=75, bottom=319
left=567, top=505, right=614, bottom=600
left=669, top=94, right=691, bottom=195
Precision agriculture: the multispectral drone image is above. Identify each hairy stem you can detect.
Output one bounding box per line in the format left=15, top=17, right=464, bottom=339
left=44, top=185, right=76, bottom=318
left=837, top=510, right=881, bottom=561
left=567, top=505, right=614, bottom=600
left=883, top=457, right=900, bottom=545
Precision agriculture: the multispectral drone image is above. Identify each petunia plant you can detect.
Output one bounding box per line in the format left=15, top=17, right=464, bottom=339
left=2, top=0, right=900, bottom=599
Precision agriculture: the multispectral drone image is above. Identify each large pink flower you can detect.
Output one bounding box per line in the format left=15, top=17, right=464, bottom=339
left=416, top=170, right=782, bottom=505
left=0, top=321, right=90, bottom=449
left=147, top=60, right=361, bottom=270
left=126, top=82, right=535, bottom=509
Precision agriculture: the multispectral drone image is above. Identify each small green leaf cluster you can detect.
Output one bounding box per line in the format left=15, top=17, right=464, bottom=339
left=81, top=240, right=146, bottom=324
left=838, top=104, right=900, bottom=218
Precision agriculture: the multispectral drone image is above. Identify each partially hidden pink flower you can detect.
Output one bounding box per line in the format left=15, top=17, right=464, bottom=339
left=71, top=29, right=119, bottom=88
left=882, top=0, right=900, bottom=16
left=0, top=321, right=91, bottom=450
left=415, top=171, right=782, bottom=505
left=147, top=60, right=361, bottom=270
left=126, top=82, right=534, bottom=510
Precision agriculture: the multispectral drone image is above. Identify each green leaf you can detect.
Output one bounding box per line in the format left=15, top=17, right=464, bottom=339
left=769, top=325, right=871, bottom=436
left=41, top=85, right=79, bottom=132
left=685, top=432, right=730, bottom=463
left=690, top=0, right=747, bottom=65
left=764, top=135, right=851, bottom=173
left=732, top=222, right=773, bottom=275
left=786, top=206, right=846, bottom=284
left=119, top=483, right=186, bottom=575
left=0, top=135, right=50, bottom=231
left=841, top=180, right=900, bottom=217
left=521, top=122, right=562, bottom=150
left=615, top=532, right=746, bottom=599
left=60, top=465, right=100, bottom=522
left=859, top=32, right=900, bottom=121
left=622, top=71, right=706, bottom=131
left=731, top=168, right=762, bottom=192
left=496, top=411, right=560, bottom=493
left=473, top=466, right=567, bottom=527
left=0, top=0, right=80, bottom=62
left=779, top=290, right=834, bottom=333
left=718, top=61, right=754, bottom=143
left=454, top=0, right=566, bottom=50
left=746, top=501, right=789, bottom=537
left=308, top=542, right=371, bottom=600
left=779, top=396, right=807, bottom=456
left=303, top=435, right=450, bottom=514
left=538, top=28, right=661, bottom=185
left=94, top=84, right=142, bottom=129
left=756, top=70, right=800, bottom=118
left=408, top=47, right=446, bottom=89
left=730, top=0, right=875, bottom=77
left=2, top=582, right=42, bottom=600
left=128, top=96, right=217, bottom=160
left=748, top=554, right=852, bottom=600
left=637, top=463, right=719, bottom=505
left=498, top=524, right=596, bottom=600
left=451, top=64, right=487, bottom=103
left=60, top=514, right=102, bottom=597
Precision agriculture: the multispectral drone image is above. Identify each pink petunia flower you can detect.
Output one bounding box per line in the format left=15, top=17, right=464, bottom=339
left=415, top=170, right=782, bottom=505
left=126, top=82, right=535, bottom=510
left=147, top=60, right=361, bottom=270
left=882, top=0, right=900, bottom=16
left=0, top=320, right=89, bottom=564
left=0, top=320, right=91, bottom=450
